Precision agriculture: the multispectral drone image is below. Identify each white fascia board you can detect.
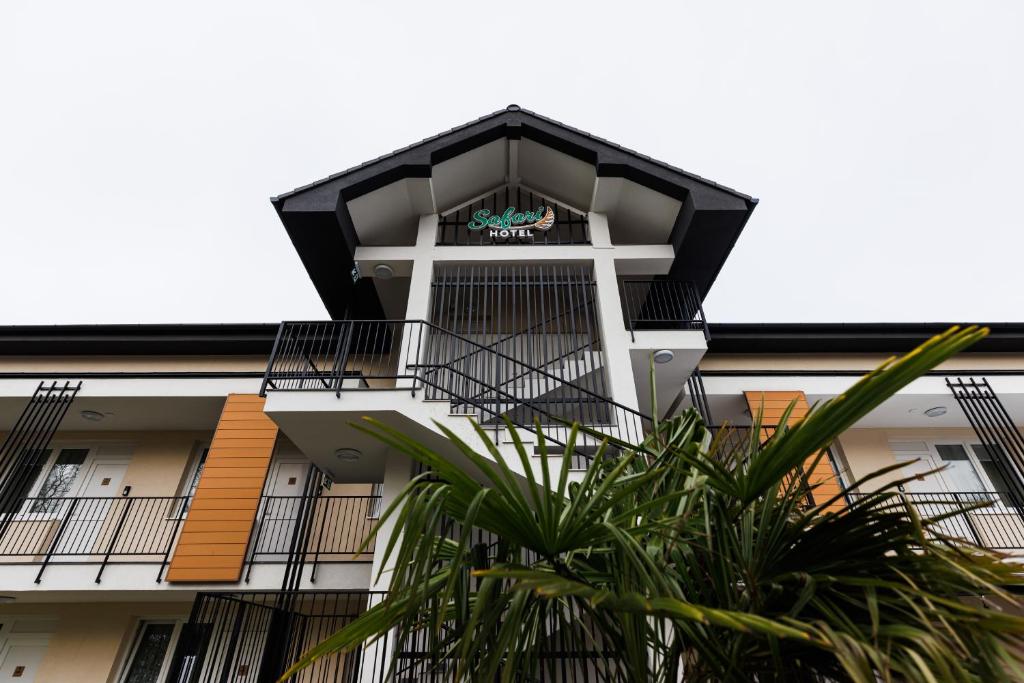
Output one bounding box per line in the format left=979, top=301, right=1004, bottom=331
left=354, top=243, right=674, bottom=263
left=0, top=377, right=264, bottom=398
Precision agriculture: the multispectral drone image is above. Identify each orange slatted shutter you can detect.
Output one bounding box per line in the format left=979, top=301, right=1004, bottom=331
left=166, top=394, right=278, bottom=582
left=744, top=391, right=845, bottom=512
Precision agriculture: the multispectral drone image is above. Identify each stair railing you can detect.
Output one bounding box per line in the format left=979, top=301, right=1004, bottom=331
left=262, top=320, right=654, bottom=466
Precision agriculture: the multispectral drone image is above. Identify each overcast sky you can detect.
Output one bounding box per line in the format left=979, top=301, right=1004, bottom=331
left=3, top=1, right=1022, bottom=325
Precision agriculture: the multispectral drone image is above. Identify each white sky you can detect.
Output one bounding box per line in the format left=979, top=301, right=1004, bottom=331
left=2, top=1, right=1022, bottom=325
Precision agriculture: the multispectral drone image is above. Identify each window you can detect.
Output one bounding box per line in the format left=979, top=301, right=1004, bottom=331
left=970, top=443, right=1015, bottom=507
left=891, top=439, right=1016, bottom=507
left=0, top=449, right=51, bottom=514
left=119, top=621, right=177, bottom=683
left=30, top=449, right=88, bottom=513
left=174, top=447, right=208, bottom=517
left=183, top=448, right=208, bottom=501
left=933, top=444, right=986, bottom=493
left=368, top=482, right=382, bottom=519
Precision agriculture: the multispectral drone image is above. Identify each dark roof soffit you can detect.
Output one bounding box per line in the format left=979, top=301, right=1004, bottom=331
left=0, top=324, right=280, bottom=356
left=707, top=323, right=1024, bottom=354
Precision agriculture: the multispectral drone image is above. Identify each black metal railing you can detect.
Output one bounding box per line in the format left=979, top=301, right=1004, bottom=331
left=165, top=590, right=388, bottom=683
left=436, top=186, right=590, bottom=246
left=394, top=596, right=626, bottom=682
left=621, top=279, right=708, bottom=341
left=947, top=377, right=1024, bottom=509
left=850, top=491, right=1024, bottom=550
left=0, top=381, right=81, bottom=530
left=262, top=320, right=653, bottom=465
left=246, top=495, right=380, bottom=581
left=0, top=495, right=188, bottom=583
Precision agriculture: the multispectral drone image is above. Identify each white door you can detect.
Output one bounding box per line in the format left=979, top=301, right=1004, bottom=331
left=254, top=460, right=310, bottom=559
left=893, top=453, right=940, bottom=493
left=0, top=639, right=48, bottom=683
left=58, top=458, right=129, bottom=555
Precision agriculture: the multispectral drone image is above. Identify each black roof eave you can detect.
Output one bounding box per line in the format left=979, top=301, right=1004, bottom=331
left=271, top=106, right=756, bottom=208
left=707, top=323, right=1024, bottom=354
left=271, top=106, right=758, bottom=317
left=0, top=322, right=1021, bottom=357
left=0, top=324, right=280, bottom=356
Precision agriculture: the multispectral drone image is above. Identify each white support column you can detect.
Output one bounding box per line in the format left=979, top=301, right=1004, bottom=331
left=589, top=212, right=641, bottom=412
left=394, top=215, right=437, bottom=390
left=361, top=448, right=413, bottom=683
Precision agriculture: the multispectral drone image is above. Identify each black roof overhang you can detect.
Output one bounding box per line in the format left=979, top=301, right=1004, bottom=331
left=707, top=323, right=1024, bottom=354
left=0, top=324, right=279, bottom=356
left=271, top=107, right=758, bottom=319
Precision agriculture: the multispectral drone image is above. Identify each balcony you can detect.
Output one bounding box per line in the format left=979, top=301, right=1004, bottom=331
left=165, top=587, right=630, bottom=682
left=852, top=491, right=1024, bottom=551
left=0, top=492, right=381, bottom=585
left=620, top=279, right=708, bottom=342
left=261, top=320, right=653, bottom=473
left=435, top=187, right=591, bottom=246
left=0, top=495, right=187, bottom=583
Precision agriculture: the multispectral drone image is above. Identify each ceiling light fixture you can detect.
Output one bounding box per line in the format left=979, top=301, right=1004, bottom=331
left=652, top=350, right=674, bottom=364
left=923, top=406, right=948, bottom=418
left=373, top=264, right=394, bottom=280
left=334, top=448, right=362, bottom=462
left=80, top=410, right=105, bottom=422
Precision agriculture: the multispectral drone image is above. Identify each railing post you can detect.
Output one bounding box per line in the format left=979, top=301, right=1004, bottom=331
left=333, top=321, right=354, bottom=398
left=157, top=497, right=188, bottom=583
left=95, top=497, right=134, bottom=583
left=244, top=497, right=269, bottom=583
left=954, top=493, right=985, bottom=546
left=623, top=282, right=636, bottom=343
left=260, top=323, right=286, bottom=397
left=34, top=497, right=79, bottom=584
left=309, top=496, right=328, bottom=584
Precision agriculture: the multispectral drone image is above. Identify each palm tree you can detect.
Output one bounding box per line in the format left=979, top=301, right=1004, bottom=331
left=283, top=326, right=1024, bottom=682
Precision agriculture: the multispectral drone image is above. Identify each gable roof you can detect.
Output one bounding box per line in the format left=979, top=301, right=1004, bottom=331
left=271, top=105, right=758, bottom=318
left=272, top=105, right=755, bottom=205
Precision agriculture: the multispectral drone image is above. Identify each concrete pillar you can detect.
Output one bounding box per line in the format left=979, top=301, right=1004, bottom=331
left=395, top=214, right=437, bottom=390
left=361, top=448, right=413, bottom=682
left=588, top=212, right=640, bottom=413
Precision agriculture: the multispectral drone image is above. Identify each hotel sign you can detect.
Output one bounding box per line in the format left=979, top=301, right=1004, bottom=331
left=466, top=206, right=555, bottom=239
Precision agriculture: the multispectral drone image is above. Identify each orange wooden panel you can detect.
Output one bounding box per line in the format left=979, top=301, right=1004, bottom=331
left=191, top=487, right=263, bottom=500
left=165, top=567, right=245, bottom=582
left=744, top=390, right=845, bottom=512
left=199, top=467, right=270, bottom=479
left=172, top=543, right=252, bottom=556
left=168, top=553, right=249, bottom=568
left=207, top=446, right=276, bottom=458
left=211, top=420, right=280, bottom=431
left=167, top=394, right=278, bottom=583
left=210, top=438, right=281, bottom=449
left=182, top=498, right=260, bottom=511
left=204, top=457, right=273, bottom=469
left=176, top=531, right=253, bottom=545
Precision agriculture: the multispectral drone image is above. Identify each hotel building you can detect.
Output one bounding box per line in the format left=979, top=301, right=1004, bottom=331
left=0, top=106, right=1021, bottom=682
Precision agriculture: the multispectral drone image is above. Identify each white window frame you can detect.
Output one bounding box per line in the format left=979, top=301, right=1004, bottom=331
left=172, top=443, right=210, bottom=518
left=890, top=438, right=1014, bottom=509
left=116, top=619, right=184, bottom=683
left=16, top=445, right=94, bottom=520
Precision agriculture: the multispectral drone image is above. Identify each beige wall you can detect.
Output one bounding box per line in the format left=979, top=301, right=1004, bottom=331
left=0, top=601, right=192, bottom=683
left=42, top=430, right=211, bottom=498
left=838, top=427, right=978, bottom=489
